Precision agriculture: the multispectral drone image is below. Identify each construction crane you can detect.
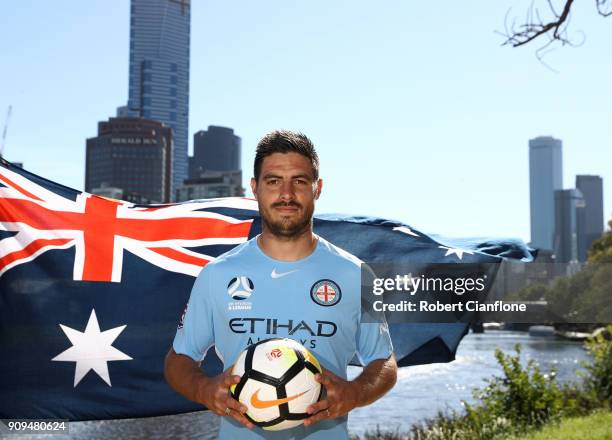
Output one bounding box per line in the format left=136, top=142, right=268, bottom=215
left=0, top=105, right=12, bottom=158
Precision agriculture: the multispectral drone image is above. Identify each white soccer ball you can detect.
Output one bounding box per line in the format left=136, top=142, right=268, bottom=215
left=230, top=338, right=323, bottom=431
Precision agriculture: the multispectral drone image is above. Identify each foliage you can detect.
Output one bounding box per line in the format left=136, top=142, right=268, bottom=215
left=393, top=345, right=569, bottom=440
left=506, top=283, right=547, bottom=302
left=588, top=220, right=612, bottom=264
left=472, top=345, right=564, bottom=429
left=353, top=332, right=612, bottom=440
left=508, top=220, right=612, bottom=323
left=582, top=326, right=612, bottom=406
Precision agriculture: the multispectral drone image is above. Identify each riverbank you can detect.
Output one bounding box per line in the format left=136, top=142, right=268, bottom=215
left=347, top=330, right=587, bottom=436
left=351, top=326, right=611, bottom=440
left=14, top=331, right=592, bottom=439
left=352, top=411, right=612, bottom=440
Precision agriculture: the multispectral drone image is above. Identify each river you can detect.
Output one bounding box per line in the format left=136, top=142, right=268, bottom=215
left=14, top=331, right=589, bottom=439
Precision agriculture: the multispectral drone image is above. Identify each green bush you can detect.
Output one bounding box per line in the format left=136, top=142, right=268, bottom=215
left=393, top=344, right=566, bottom=439
left=472, top=344, right=564, bottom=429
left=355, top=331, right=612, bottom=440
left=582, top=326, right=612, bottom=406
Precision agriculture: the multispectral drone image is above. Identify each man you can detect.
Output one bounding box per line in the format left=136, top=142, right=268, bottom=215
left=165, top=130, right=397, bottom=439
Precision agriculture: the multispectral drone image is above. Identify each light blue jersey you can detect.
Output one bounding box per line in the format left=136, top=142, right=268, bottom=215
left=173, top=235, right=393, bottom=440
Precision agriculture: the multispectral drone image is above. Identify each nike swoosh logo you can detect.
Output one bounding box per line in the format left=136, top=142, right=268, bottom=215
left=271, top=268, right=299, bottom=279
left=250, top=388, right=309, bottom=409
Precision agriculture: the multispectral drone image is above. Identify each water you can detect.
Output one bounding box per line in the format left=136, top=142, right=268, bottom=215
left=347, top=330, right=588, bottom=437
left=12, top=331, right=589, bottom=440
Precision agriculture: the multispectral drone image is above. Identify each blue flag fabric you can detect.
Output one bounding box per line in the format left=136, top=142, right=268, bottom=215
left=0, top=159, right=535, bottom=420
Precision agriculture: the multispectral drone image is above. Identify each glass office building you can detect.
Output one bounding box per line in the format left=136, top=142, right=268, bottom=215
left=85, top=117, right=173, bottom=203
left=553, top=189, right=585, bottom=263
left=529, top=136, right=563, bottom=251
left=576, top=175, right=604, bottom=261
left=190, top=126, right=241, bottom=177
left=126, top=0, right=190, bottom=198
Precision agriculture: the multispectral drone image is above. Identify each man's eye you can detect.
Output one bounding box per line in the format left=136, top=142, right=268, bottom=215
left=295, top=179, right=307, bottom=185
left=267, top=179, right=279, bottom=185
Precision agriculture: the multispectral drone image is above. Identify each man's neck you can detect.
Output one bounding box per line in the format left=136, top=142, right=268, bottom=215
left=257, top=229, right=318, bottom=262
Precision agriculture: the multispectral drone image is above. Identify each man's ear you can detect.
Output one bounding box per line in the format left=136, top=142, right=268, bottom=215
left=314, top=178, right=323, bottom=200
left=250, top=177, right=258, bottom=200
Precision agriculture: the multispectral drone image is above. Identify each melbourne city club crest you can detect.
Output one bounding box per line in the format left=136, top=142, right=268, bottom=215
left=310, top=279, right=341, bottom=307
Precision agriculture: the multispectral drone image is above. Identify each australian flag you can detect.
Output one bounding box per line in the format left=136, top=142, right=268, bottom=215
left=0, top=159, right=535, bottom=420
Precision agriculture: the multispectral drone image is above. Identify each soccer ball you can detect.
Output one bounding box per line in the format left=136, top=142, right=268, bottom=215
left=230, top=338, right=323, bottom=431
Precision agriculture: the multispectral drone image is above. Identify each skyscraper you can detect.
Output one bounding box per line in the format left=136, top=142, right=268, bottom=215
left=178, top=126, right=244, bottom=201
left=190, top=126, right=241, bottom=177
left=85, top=117, right=173, bottom=203
left=125, top=0, right=190, bottom=198
left=529, top=136, right=563, bottom=251
left=553, top=189, right=585, bottom=263
left=576, top=175, right=604, bottom=261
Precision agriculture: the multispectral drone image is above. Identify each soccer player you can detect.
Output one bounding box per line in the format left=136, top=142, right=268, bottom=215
left=164, top=130, right=397, bottom=439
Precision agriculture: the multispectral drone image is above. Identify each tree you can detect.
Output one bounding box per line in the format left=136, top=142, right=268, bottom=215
left=588, top=220, right=612, bottom=264
left=501, top=0, right=611, bottom=59
left=508, top=220, right=611, bottom=323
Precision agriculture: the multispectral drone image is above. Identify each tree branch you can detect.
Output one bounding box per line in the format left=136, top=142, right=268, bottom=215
left=502, top=0, right=576, bottom=47
left=596, top=0, right=612, bottom=16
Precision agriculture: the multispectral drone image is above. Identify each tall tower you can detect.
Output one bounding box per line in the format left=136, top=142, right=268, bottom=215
left=191, top=126, right=241, bottom=177
left=529, top=136, right=563, bottom=251
left=576, top=175, right=604, bottom=261
left=85, top=117, right=173, bottom=203
left=553, top=189, right=585, bottom=263
left=126, top=0, right=190, bottom=198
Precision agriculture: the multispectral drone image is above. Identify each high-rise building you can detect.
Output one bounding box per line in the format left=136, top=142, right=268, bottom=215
left=176, top=170, right=244, bottom=202
left=576, top=175, right=604, bottom=261
left=85, top=117, right=172, bottom=203
left=125, top=0, right=190, bottom=198
left=553, top=189, right=585, bottom=263
left=190, top=126, right=241, bottom=177
left=529, top=136, right=563, bottom=251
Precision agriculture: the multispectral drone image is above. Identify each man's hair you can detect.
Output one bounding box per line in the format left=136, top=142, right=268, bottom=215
left=254, top=130, right=319, bottom=181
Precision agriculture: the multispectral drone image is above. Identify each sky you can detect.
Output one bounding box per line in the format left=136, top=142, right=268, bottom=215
left=1, top=0, right=610, bottom=243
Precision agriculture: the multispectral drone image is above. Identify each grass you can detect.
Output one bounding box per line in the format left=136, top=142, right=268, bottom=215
left=352, top=412, right=612, bottom=439
left=509, top=410, right=612, bottom=440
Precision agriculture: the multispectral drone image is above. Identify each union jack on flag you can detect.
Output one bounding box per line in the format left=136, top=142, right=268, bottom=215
left=0, top=163, right=255, bottom=282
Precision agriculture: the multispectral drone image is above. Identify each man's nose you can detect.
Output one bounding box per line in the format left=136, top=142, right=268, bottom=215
left=279, top=180, right=295, bottom=201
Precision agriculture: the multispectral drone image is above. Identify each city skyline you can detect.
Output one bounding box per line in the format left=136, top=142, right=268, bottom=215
left=1, top=1, right=610, bottom=243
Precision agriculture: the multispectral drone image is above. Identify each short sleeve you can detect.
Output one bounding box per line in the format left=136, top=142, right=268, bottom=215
left=356, top=264, right=394, bottom=365
left=172, top=266, right=215, bottom=362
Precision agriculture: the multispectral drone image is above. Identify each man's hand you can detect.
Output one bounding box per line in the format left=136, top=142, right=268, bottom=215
left=303, top=369, right=359, bottom=427
left=164, top=349, right=254, bottom=429
left=197, top=367, right=254, bottom=429
left=303, top=355, right=397, bottom=428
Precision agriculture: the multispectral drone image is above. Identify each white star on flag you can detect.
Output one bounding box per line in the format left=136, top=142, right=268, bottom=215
left=52, top=309, right=132, bottom=387
left=439, top=245, right=474, bottom=260
left=392, top=226, right=419, bottom=237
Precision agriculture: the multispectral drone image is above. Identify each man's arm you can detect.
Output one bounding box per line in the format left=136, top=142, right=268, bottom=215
left=164, top=348, right=254, bottom=429
left=303, top=354, right=397, bottom=426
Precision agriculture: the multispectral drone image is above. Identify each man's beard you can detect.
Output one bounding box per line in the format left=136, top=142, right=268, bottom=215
left=261, top=202, right=314, bottom=238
